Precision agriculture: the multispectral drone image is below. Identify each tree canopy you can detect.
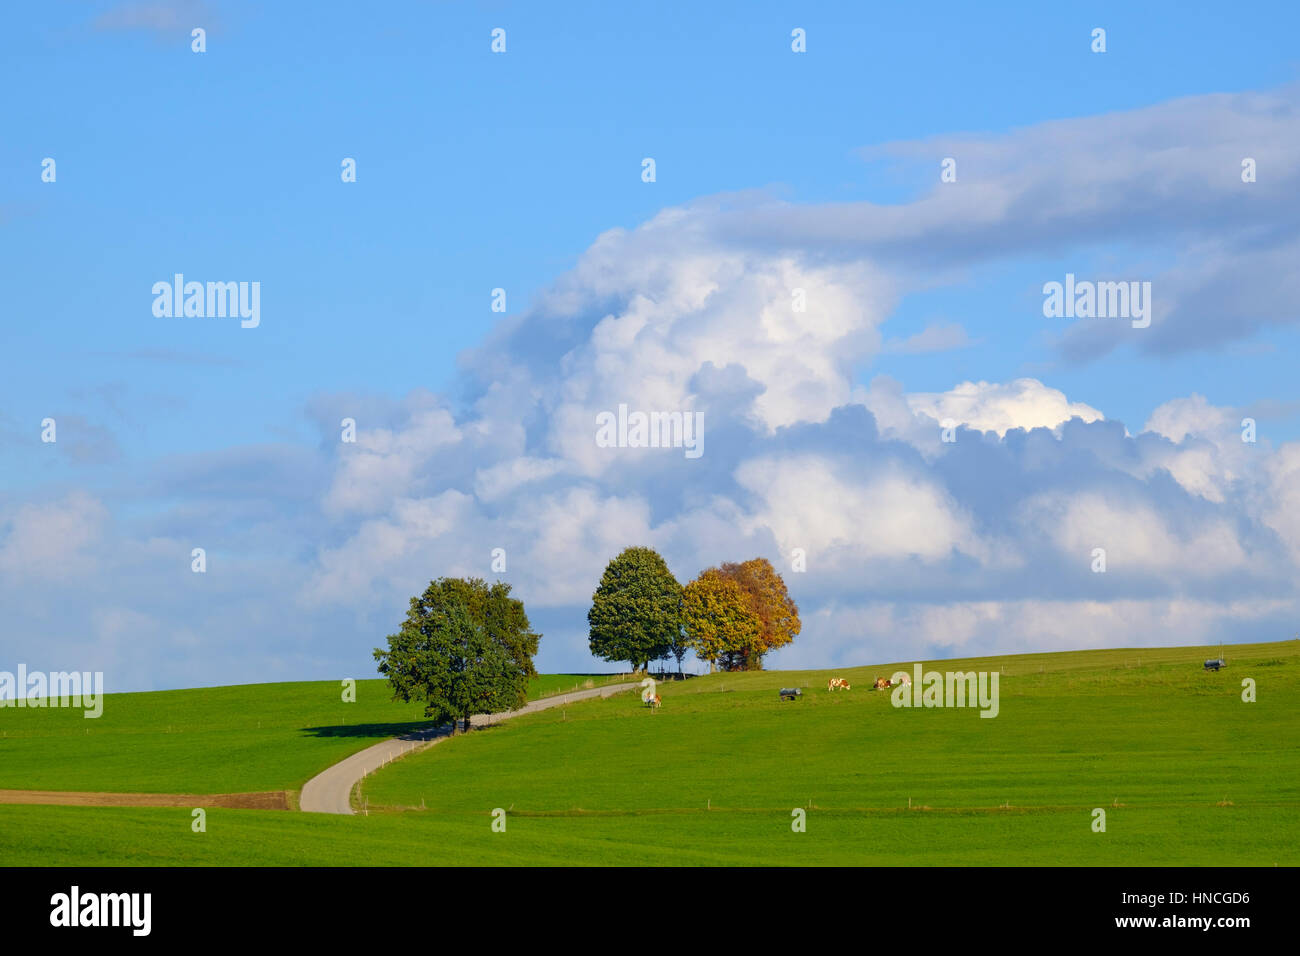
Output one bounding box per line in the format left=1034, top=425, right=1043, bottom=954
left=587, top=546, right=683, bottom=672
left=423, top=577, right=541, bottom=678
left=718, top=558, right=801, bottom=670
left=682, top=568, right=761, bottom=671
left=681, top=558, right=800, bottom=671
left=374, top=577, right=537, bottom=731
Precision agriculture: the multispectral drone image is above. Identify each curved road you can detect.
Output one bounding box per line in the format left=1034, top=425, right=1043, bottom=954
left=299, top=682, right=639, bottom=814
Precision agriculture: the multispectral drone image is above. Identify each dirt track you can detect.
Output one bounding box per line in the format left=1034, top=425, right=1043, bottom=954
left=0, top=789, right=289, bottom=810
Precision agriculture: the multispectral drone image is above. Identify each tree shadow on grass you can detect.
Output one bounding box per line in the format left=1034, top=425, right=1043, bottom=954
left=299, top=720, right=444, bottom=740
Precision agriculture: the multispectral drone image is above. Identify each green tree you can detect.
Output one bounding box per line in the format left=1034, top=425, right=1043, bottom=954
left=588, top=546, right=682, bottom=673
left=426, top=577, right=541, bottom=678
left=682, top=568, right=761, bottom=672
left=374, top=578, right=534, bottom=733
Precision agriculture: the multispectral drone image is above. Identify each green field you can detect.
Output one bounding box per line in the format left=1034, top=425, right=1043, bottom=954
left=1, top=642, right=1296, bottom=865
left=517, top=672, right=630, bottom=700
left=1, top=803, right=1291, bottom=866
left=0, top=674, right=610, bottom=794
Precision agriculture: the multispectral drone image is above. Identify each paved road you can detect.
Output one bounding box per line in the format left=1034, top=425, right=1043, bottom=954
left=298, top=682, right=640, bottom=814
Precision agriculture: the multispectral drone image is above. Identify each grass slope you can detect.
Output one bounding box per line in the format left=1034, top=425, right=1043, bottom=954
left=1, top=643, right=1295, bottom=865
left=354, top=640, right=1300, bottom=864
left=0, top=803, right=1291, bottom=866
left=0, top=675, right=615, bottom=794
left=513, top=673, right=629, bottom=700
left=367, top=643, right=1300, bottom=814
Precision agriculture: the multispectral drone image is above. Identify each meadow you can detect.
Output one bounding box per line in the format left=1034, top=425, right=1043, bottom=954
left=0, top=643, right=1296, bottom=865
left=1, top=802, right=1290, bottom=866
left=0, top=675, right=602, bottom=795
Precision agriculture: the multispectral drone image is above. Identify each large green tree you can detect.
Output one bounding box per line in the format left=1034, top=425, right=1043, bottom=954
left=424, top=577, right=541, bottom=678
left=374, top=577, right=536, bottom=732
left=588, top=546, right=683, bottom=673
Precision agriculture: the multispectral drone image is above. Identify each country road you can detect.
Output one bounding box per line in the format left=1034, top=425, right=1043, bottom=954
left=298, top=681, right=640, bottom=814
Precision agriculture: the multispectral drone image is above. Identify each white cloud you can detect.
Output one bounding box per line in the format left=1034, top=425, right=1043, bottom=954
left=1144, top=394, right=1237, bottom=444
left=734, top=454, right=984, bottom=563
left=1261, top=444, right=1300, bottom=563
left=1021, top=491, right=1248, bottom=576
left=324, top=408, right=461, bottom=515
left=1138, top=394, right=1249, bottom=503
left=304, top=490, right=475, bottom=603
left=0, top=492, right=108, bottom=579
left=9, top=87, right=1300, bottom=689
left=473, top=456, right=567, bottom=502
left=905, top=378, right=1104, bottom=436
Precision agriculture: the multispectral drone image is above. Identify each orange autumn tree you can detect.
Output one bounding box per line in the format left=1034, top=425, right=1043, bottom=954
left=717, top=558, right=801, bottom=671
left=683, top=558, right=801, bottom=672
left=682, top=568, right=761, bottom=673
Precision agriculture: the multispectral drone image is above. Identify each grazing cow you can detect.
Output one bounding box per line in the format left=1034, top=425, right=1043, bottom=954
left=827, top=677, right=850, bottom=691
left=650, top=694, right=662, bottom=709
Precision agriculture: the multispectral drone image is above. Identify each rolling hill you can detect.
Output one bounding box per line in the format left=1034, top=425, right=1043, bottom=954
left=0, top=643, right=1295, bottom=865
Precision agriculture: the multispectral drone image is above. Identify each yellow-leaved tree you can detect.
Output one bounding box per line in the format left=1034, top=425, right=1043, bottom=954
left=682, top=568, right=760, bottom=673
left=718, top=558, right=800, bottom=671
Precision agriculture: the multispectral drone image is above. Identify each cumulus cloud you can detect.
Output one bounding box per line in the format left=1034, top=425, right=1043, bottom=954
left=1260, top=445, right=1300, bottom=564
left=905, top=378, right=1104, bottom=437
left=6, top=86, right=1300, bottom=690
left=1134, top=394, right=1251, bottom=503
left=1020, top=491, right=1249, bottom=578
left=734, top=455, right=984, bottom=563
left=716, top=87, right=1300, bottom=360
left=325, top=408, right=461, bottom=516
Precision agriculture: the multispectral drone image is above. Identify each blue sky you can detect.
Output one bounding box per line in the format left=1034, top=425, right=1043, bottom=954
left=3, top=1, right=1300, bottom=691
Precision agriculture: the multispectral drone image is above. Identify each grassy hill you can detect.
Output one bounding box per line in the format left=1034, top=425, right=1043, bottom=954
left=1, top=643, right=1296, bottom=865
left=0, top=674, right=619, bottom=795
left=364, top=643, right=1300, bottom=814
left=2, top=801, right=1290, bottom=866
